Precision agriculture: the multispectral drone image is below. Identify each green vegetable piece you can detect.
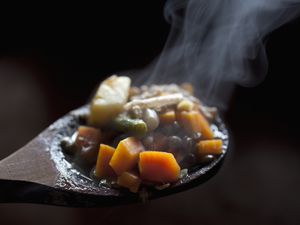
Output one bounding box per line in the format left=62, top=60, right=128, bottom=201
left=113, top=115, right=148, bottom=137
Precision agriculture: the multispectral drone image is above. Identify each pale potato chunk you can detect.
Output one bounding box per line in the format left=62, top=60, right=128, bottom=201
left=88, top=75, right=131, bottom=127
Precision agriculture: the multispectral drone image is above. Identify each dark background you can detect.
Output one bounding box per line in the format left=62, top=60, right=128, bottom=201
left=0, top=2, right=300, bottom=225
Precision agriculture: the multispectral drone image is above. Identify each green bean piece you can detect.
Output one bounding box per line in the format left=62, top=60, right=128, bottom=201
left=114, top=116, right=148, bottom=137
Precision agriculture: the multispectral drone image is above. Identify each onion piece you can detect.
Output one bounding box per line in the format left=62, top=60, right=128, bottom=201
left=124, top=93, right=184, bottom=110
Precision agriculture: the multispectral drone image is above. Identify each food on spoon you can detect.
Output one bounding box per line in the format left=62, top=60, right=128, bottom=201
left=139, top=151, right=180, bottom=183
left=159, top=110, right=176, bottom=124
left=197, top=139, right=223, bottom=156
left=117, top=171, right=141, bottom=193
left=109, top=137, right=145, bottom=176
left=95, top=144, right=116, bottom=178
left=177, top=110, right=214, bottom=139
left=177, top=99, right=194, bottom=112
left=74, top=126, right=102, bottom=165
left=61, top=75, right=225, bottom=194
left=142, top=109, right=159, bottom=132
left=88, top=75, right=131, bottom=127
left=113, top=115, right=148, bottom=137
left=124, top=93, right=183, bottom=110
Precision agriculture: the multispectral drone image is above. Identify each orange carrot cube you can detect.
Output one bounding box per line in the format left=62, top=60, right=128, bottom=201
left=139, top=151, right=180, bottom=183
left=177, top=110, right=214, bottom=139
left=197, top=139, right=223, bottom=156
left=109, top=137, right=145, bottom=175
left=95, top=144, right=116, bottom=178
left=159, top=111, right=176, bottom=124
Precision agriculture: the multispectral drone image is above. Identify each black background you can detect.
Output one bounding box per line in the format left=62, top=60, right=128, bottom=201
left=0, top=2, right=300, bottom=225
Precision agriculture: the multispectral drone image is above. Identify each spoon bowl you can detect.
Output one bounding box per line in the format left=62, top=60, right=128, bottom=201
left=0, top=105, right=229, bottom=207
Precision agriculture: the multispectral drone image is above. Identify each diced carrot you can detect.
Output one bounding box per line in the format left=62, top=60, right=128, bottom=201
left=95, top=144, right=116, bottom=178
left=75, top=126, right=102, bottom=164
left=109, top=137, right=145, bottom=175
left=159, top=111, right=176, bottom=124
left=197, top=139, right=223, bottom=156
left=177, top=110, right=214, bottom=139
left=139, top=151, right=181, bottom=183
left=117, top=171, right=141, bottom=193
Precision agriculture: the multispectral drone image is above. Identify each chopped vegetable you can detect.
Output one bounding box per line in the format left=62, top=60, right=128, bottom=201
left=159, top=111, right=176, bottom=124
left=197, top=139, right=223, bottom=156
left=117, top=171, right=141, bottom=193
left=124, top=93, right=184, bottom=110
left=109, top=137, right=145, bottom=175
left=177, top=100, right=194, bottom=111
left=88, top=75, right=131, bottom=127
left=139, top=151, right=181, bottom=183
left=75, top=126, right=102, bottom=146
left=113, top=115, right=148, bottom=137
left=75, top=126, right=102, bottom=164
left=177, top=110, right=214, bottom=139
left=142, top=109, right=159, bottom=131
left=95, top=144, right=116, bottom=178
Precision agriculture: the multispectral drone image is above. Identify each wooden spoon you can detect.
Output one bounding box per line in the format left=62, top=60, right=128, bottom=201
left=0, top=105, right=229, bottom=207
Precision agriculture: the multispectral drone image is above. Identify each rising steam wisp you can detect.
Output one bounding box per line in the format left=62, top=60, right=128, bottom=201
left=134, top=0, right=300, bottom=109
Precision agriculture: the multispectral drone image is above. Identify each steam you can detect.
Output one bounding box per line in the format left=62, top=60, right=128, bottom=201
left=134, top=0, right=300, bottom=109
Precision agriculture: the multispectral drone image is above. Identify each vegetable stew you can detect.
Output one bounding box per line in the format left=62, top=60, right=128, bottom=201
left=61, top=75, right=226, bottom=194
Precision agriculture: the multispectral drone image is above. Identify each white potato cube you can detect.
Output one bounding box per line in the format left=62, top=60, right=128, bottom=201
left=88, top=75, right=131, bottom=127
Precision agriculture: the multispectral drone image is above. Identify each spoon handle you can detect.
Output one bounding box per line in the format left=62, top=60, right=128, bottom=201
left=0, top=136, right=59, bottom=186
left=0, top=146, right=58, bottom=204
